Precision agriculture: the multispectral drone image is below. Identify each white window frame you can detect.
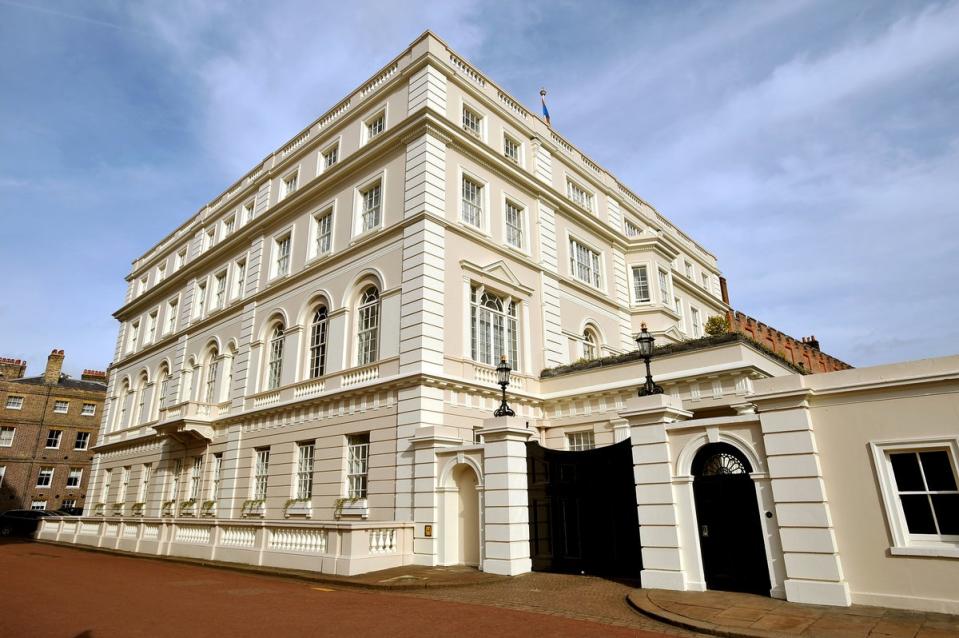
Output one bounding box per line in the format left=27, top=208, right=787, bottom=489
left=45, top=429, right=62, bottom=448
left=204, top=227, right=216, bottom=252
left=309, top=203, right=335, bottom=260
left=266, top=325, right=285, bottom=391
left=271, top=230, right=293, bottom=280
left=318, top=139, right=340, bottom=175
left=189, top=456, right=203, bottom=500
left=62, top=498, right=76, bottom=509
left=31, top=500, right=47, bottom=511
left=127, top=320, right=140, bottom=353
left=146, top=309, right=158, bottom=344
left=173, top=248, right=187, bottom=272
left=356, top=287, right=380, bottom=366
left=684, top=261, right=694, bottom=279
left=193, top=280, right=208, bottom=319
left=242, top=199, right=255, bottom=224
left=361, top=105, right=387, bottom=145
left=702, top=272, right=711, bottom=292
left=567, top=234, right=604, bottom=290
left=470, top=285, right=520, bottom=369
left=81, top=403, right=96, bottom=417
left=566, top=177, right=595, bottom=213
left=567, top=430, right=595, bottom=451
left=280, top=168, right=300, bottom=200
left=295, top=441, right=315, bottom=500
left=0, top=465, right=4, bottom=488
left=210, top=455, right=221, bottom=501
left=870, top=437, right=959, bottom=557
left=691, top=307, right=702, bottom=337
left=624, top=218, right=642, bottom=238
left=232, top=258, right=247, bottom=300
left=74, top=431, right=90, bottom=450
left=156, top=263, right=166, bottom=283
left=222, top=214, right=236, bottom=238
left=674, top=297, right=686, bottom=333
left=352, top=172, right=386, bottom=237
left=53, top=401, right=69, bottom=414
left=346, top=433, right=370, bottom=499
left=502, top=195, right=528, bottom=253
left=252, top=448, right=270, bottom=500
left=460, top=100, right=485, bottom=141
left=213, top=271, right=227, bottom=311
left=5, top=396, right=23, bottom=410
left=0, top=426, right=15, bottom=447
left=658, top=268, right=672, bottom=306
left=67, top=468, right=82, bottom=488
left=139, top=463, right=152, bottom=502
left=165, top=296, right=179, bottom=335
left=503, top=131, right=523, bottom=165
left=37, top=467, right=54, bottom=488
left=459, top=169, right=488, bottom=232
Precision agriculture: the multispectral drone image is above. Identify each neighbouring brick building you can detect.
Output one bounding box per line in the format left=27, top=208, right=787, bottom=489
left=0, top=350, right=107, bottom=513
left=725, top=310, right=851, bottom=373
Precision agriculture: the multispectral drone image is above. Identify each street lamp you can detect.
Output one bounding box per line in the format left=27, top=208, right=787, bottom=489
left=493, top=355, right=515, bottom=417
left=636, top=323, right=663, bottom=397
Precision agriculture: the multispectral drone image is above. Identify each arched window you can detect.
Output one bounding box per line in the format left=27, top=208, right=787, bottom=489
left=154, top=365, right=169, bottom=420
left=133, top=373, right=148, bottom=424
left=309, top=306, right=329, bottom=378
left=204, top=348, right=219, bottom=404
left=267, top=325, right=285, bottom=390
left=357, top=287, right=380, bottom=365
left=470, top=286, right=518, bottom=367
left=582, top=328, right=599, bottom=360
left=115, top=380, right=130, bottom=431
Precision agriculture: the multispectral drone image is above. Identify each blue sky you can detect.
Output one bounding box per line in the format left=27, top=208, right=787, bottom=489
left=1, top=0, right=957, bottom=377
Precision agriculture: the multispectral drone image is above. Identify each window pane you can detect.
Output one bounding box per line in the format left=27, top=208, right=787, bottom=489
left=919, top=451, right=957, bottom=491
left=890, top=453, right=924, bottom=491
left=899, top=494, right=937, bottom=534
left=931, top=494, right=959, bottom=534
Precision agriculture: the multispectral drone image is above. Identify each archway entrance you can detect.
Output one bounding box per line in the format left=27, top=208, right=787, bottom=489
left=441, top=464, right=480, bottom=566
left=692, top=443, right=770, bottom=595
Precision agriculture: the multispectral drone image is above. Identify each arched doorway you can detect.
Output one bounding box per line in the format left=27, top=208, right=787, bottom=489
left=692, top=443, right=770, bottom=595
left=441, top=464, right=480, bottom=566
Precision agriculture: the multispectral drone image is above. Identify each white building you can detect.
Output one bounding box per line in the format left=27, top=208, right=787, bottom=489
left=40, top=32, right=958, bottom=614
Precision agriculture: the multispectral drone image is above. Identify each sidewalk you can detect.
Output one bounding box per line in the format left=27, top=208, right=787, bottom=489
left=628, top=589, right=959, bottom=638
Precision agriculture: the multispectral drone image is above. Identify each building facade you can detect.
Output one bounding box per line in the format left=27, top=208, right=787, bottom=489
left=0, top=350, right=106, bottom=513
left=38, top=32, right=957, bottom=613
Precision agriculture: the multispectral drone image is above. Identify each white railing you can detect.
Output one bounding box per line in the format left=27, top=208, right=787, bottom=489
left=105, top=522, right=120, bottom=537
left=318, top=98, right=351, bottom=129
left=369, top=528, right=396, bottom=554
left=221, top=526, right=257, bottom=548
left=174, top=525, right=212, bottom=545
left=278, top=130, right=311, bottom=159
left=361, top=63, right=398, bottom=97
left=293, top=379, right=326, bottom=399
left=122, top=524, right=138, bottom=538
left=342, top=364, right=379, bottom=387
left=550, top=131, right=574, bottom=155
left=143, top=524, right=160, bottom=540
left=497, top=91, right=530, bottom=121
left=270, top=528, right=328, bottom=553
left=253, top=392, right=281, bottom=408
left=449, top=52, right=486, bottom=86
left=80, top=521, right=99, bottom=536
left=474, top=364, right=525, bottom=391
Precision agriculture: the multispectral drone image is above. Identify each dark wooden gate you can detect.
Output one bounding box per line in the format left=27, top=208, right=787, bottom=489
left=527, top=438, right=642, bottom=580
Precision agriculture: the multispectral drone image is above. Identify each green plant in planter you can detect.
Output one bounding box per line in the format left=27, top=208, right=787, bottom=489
left=93, top=502, right=105, bottom=515
left=161, top=500, right=176, bottom=515
left=284, top=498, right=311, bottom=509
left=333, top=496, right=365, bottom=517
left=112, top=502, right=124, bottom=512
left=704, top=314, right=730, bottom=336
left=201, top=500, right=216, bottom=511
left=131, top=502, right=145, bottom=515
left=241, top=499, right=265, bottom=515
left=179, top=499, right=196, bottom=514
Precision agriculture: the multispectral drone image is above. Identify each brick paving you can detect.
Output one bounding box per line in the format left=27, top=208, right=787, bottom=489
left=629, top=589, right=959, bottom=638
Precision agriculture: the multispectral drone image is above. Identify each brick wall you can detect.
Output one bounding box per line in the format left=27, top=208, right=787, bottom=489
left=726, top=310, right=852, bottom=373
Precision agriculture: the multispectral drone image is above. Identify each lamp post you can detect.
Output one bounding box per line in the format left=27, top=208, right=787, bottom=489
left=636, top=323, right=664, bottom=397
left=493, top=355, right=515, bottom=417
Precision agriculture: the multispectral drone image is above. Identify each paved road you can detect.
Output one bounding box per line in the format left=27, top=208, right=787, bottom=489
left=0, top=541, right=675, bottom=638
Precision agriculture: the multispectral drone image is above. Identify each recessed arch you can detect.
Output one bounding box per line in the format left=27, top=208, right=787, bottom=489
left=342, top=268, right=386, bottom=308
left=676, top=431, right=765, bottom=477
left=296, top=289, right=335, bottom=326
left=439, top=454, right=485, bottom=489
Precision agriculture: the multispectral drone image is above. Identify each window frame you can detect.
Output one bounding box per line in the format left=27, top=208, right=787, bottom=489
left=308, top=305, right=329, bottom=379
left=356, top=286, right=380, bottom=366
left=567, top=430, right=596, bottom=452
left=252, top=448, right=270, bottom=501
left=280, top=168, right=300, bottom=201
left=66, top=467, right=83, bottom=488
left=352, top=171, right=386, bottom=238
left=37, top=467, right=54, bottom=488
left=242, top=199, right=256, bottom=224
left=460, top=100, right=485, bottom=141
left=0, top=426, right=15, bottom=447
left=52, top=401, right=69, bottom=414
left=346, top=433, right=370, bottom=499
left=469, top=285, right=520, bottom=370
left=45, top=429, right=62, bottom=449
left=458, top=167, right=489, bottom=234
left=566, top=176, right=595, bottom=213
left=503, top=131, right=523, bottom=165
left=213, top=270, right=228, bottom=311
left=232, top=258, right=247, bottom=300
left=266, top=325, right=285, bottom=391
left=309, top=202, right=335, bottom=260
left=870, top=437, right=959, bottom=556
left=567, top=234, right=605, bottom=290
left=502, top=195, right=528, bottom=253
left=127, top=320, right=140, bottom=353
left=318, top=139, right=341, bottom=175
left=624, top=218, right=642, bottom=238
left=165, top=296, right=180, bottom=335
left=81, top=403, right=96, bottom=417
left=271, top=229, right=294, bottom=280
left=193, top=279, right=208, bottom=319
left=361, top=105, right=388, bottom=145
left=295, top=441, right=315, bottom=500
left=5, top=396, right=23, bottom=410
left=74, top=431, right=90, bottom=450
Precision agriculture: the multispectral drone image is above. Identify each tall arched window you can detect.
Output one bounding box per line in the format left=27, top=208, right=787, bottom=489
left=204, top=348, right=219, bottom=404
left=267, top=325, right=285, bottom=390
left=470, top=286, right=519, bottom=367
left=115, top=380, right=130, bottom=431
left=309, top=306, right=329, bottom=378
left=154, top=365, right=169, bottom=420
left=582, top=328, right=599, bottom=360
left=357, top=287, right=380, bottom=365
left=133, top=373, right=148, bottom=424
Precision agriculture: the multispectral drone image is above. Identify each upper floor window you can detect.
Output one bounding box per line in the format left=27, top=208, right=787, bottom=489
left=322, top=144, right=338, bottom=170
left=569, top=238, right=602, bottom=288
left=582, top=329, right=599, bottom=360
left=74, top=431, right=90, bottom=450
left=567, top=430, right=595, bottom=452
left=462, top=105, right=482, bottom=138
left=174, top=248, right=187, bottom=272
left=281, top=171, right=298, bottom=199
left=156, top=263, right=166, bottom=283
left=204, top=227, right=216, bottom=251
left=194, top=282, right=207, bottom=318
left=146, top=310, right=158, bottom=343
left=658, top=268, right=671, bottom=304
left=357, top=287, right=380, bottom=366
left=37, top=467, right=54, bottom=488
left=81, top=403, right=96, bottom=417
left=365, top=112, right=385, bottom=141
left=684, top=261, right=694, bottom=278
left=233, top=260, right=247, bottom=299
left=701, top=272, right=710, bottom=291
left=470, top=286, right=519, bottom=368
left=505, top=200, right=525, bottom=250
left=242, top=200, right=255, bottom=224
left=5, top=396, right=23, bottom=410
left=503, top=134, right=521, bottom=164
left=46, top=429, right=62, bottom=448
left=567, top=179, right=594, bottom=212
left=53, top=401, right=69, bottom=414
left=189, top=456, right=203, bottom=500
left=632, top=265, right=651, bottom=303
left=165, top=298, right=178, bottom=334
left=313, top=209, right=333, bottom=257
left=67, top=468, right=82, bottom=488
left=690, top=307, right=702, bottom=337
left=210, top=455, right=221, bottom=501
left=0, top=426, right=15, bottom=447
left=204, top=351, right=219, bottom=404
left=127, top=321, right=140, bottom=352
left=213, top=272, right=227, bottom=310
left=267, top=326, right=285, bottom=390
left=461, top=176, right=483, bottom=228
left=309, top=306, right=329, bottom=378
left=137, top=276, right=148, bottom=296
left=674, top=297, right=685, bottom=333
left=223, top=215, right=236, bottom=238
left=624, top=219, right=641, bottom=237
left=274, top=234, right=291, bottom=277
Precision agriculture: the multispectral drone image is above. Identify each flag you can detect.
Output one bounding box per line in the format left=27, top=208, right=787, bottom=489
left=540, top=88, right=550, bottom=126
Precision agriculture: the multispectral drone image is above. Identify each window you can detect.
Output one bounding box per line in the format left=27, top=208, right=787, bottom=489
left=5, top=396, right=23, bottom=410
left=213, top=272, right=227, bottom=310
left=322, top=144, right=338, bottom=170
left=567, top=431, right=595, bottom=451
left=174, top=248, right=187, bottom=272
left=567, top=179, right=594, bottom=211
left=658, top=269, right=671, bottom=304
left=137, top=276, right=148, bottom=296
left=166, top=298, right=178, bottom=334
left=267, top=326, right=284, bottom=390
left=204, top=355, right=219, bottom=404
left=45, top=429, right=62, bottom=448
left=309, top=306, right=328, bottom=378
left=281, top=171, right=298, bottom=199
left=243, top=200, right=255, bottom=223
left=366, top=112, right=385, bottom=140
left=0, top=466, right=4, bottom=488
left=462, top=105, right=482, bottom=137
left=569, top=238, right=602, bottom=288
left=461, top=176, right=483, bottom=228
left=347, top=434, right=370, bottom=499
left=253, top=448, right=270, bottom=500
left=0, top=426, right=14, bottom=447
left=233, top=260, right=247, bottom=299
left=127, top=320, right=140, bottom=352
left=505, top=200, right=525, bottom=249
left=62, top=498, right=76, bottom=509
left=31, top=501, right=46, bottom=511
left=67, top=468, right=82, bottom=488
left=357, top=287, right=380, bottom=366
left=360, top=182, right=382, bottom=232
left=314, top=210, right=332, bottom=256
left=37, top=467, right=54, bottom=488
left=223, top=215, right=235, bottom=238
left=53, top=401, right=69, bottom=414
left=691, top=307, right=702, bottom=337
left=890, top=450, right=958, bottom=538
left=296, top=442, right=315, bottom=500
left=684, top=261, right=694, bottom=278
left=624, top=219, right=642, bottom=237
left=503, top=134, right=521, bottom=163
left=202, top=228, right=215, bottom=252
left=210, top=454, right=222, bottom=500
left=155, top=368, right=169, bottom=418
left=674, top=297, right=685, bottom=333
left=189, top=457, right=202, bottom=500
left=274, top=235, right=291, bottom=277
left=470, top=286, right=519, bottom=368
left=701, top=272, right=710, bottom=291
left=139, top=464, right=152, bottom=502
left=194, top=281, right=207, bottom=318
left=582, top=329, right=598, bottom=360
left=146, top=311, right=158, bottom=343
left=119, top=466, right=130, bottom=502
left=74, top=431, right=90, bottom=450
left=101, top=468, right=112, bottom=503
left=81, top=403, right=96, bottom=417
left=168, top=460, right=180, bottom=501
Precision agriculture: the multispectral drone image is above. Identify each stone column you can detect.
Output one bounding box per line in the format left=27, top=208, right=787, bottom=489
left=478, top=416, right=533, bottom=576
left=620, top=394, right=692, bottom=591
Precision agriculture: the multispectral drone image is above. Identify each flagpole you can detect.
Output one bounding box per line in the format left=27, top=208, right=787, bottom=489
left=540, top=88, right=551, bottom=127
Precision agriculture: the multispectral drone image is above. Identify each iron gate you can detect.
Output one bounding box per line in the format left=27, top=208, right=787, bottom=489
left=526, top=438, right=642, bottom=580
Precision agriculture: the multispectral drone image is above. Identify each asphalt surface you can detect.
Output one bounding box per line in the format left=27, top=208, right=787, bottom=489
left=0, top=540, right=675, bottom=638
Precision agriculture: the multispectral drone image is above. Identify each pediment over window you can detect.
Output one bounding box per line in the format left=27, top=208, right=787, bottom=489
left=461, top=259, right=533, bottom=297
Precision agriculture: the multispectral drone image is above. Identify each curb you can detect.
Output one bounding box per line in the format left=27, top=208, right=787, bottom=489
left=32, top=539, right=509, bottom=591
left=626, top=590, right=781, bottom=638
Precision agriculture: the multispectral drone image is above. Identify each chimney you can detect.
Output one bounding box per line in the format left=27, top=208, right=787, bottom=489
left=801, top=336, right=821, bottom=351
left=44, top=349, right=65, bottom=385
left=0, top=357, right=27, bottom=380
left=81, top=369, right=107, bottom=383
left=719, top=276, right=730, bottom=304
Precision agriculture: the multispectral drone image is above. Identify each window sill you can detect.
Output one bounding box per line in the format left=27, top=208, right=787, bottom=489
left=456, top=220, right=491, bottom=239
left=889, top=546, right=959, bottom=559
left=351, top=225, right=384, bottom=245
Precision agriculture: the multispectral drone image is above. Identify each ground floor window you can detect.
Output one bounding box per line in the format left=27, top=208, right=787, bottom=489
left=347, top=434, right=370, bottom=499
left=31, top=500, right=47, bottom=510
left=567, top=430, right=595, bottom=451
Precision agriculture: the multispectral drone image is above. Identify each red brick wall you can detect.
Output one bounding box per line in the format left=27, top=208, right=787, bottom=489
left=727, top=310, right=852, bottom=373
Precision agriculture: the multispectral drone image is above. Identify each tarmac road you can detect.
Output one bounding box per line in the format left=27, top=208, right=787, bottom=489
left=0, top=540, right=673, bottom=638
